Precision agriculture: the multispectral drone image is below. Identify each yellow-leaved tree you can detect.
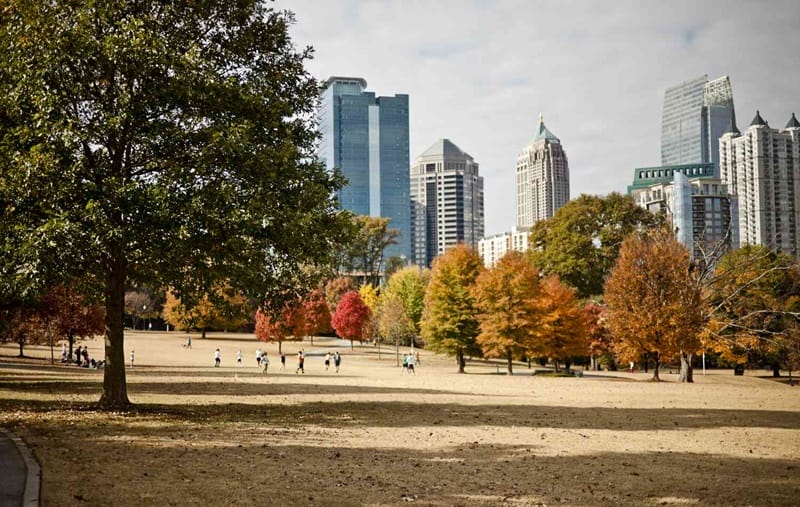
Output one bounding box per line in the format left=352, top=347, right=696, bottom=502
left=473, top=251, right=542, bottom=374
left=537, top=275, right=591, bottom=372
left=604, top=229, right=704, bottom=381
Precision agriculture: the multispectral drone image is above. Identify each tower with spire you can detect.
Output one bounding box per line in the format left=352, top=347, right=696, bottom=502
left=515, top=114, right=570, bottom=228
left=720, top=110, right=800, bottom=255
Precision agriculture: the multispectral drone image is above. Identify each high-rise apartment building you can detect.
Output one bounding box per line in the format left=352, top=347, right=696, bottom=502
left=720, top=111, right=800, bottom=255
left=410, top=139, right=484, bottom=267
left=629, top=163, right=737, bottom=260
left=477, top=226, right=530, bottom=268
left=516, top=115, right=570, bottom=228
left=319, top=77, right=410, bottom=260
left=661, top=75, right=736, bottom=173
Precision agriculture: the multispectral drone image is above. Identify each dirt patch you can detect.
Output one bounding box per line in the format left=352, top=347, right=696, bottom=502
left=1, top=332, right=799, bottom=506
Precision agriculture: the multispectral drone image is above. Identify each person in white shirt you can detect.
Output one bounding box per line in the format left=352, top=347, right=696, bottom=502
left=261, top=353, right=269, bottom=374
left=236, top=349, right=243, bottom=366
left=324, top=352, right=331, bottom=370
left=256, top=348, right=263, bottom=366
left=214, top=349, right=221, bottom=367
left=406, top=352, right=415, bottom=375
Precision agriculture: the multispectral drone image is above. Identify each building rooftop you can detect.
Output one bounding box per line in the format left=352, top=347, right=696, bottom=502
left=322, top=76, right=368, bottom=90
left=527, top=113, right=560, bottom=145
left=786, top=112, right=800, bottom=129
left=628, top=162, right=716, bottom=194
left=750, top=110, right=768, bottom=127
left=419, top=139, right=472, bottom=160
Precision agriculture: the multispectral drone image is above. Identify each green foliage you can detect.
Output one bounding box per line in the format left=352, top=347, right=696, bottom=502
left=528, top=193, right=662, bottom=298
left=0, top=1, right=351, bottom=408
left=338, top=215, right=399, bottom=286
left=420, top=245, right=483, bottom=372
left=383, top=266, right=430, bottom=334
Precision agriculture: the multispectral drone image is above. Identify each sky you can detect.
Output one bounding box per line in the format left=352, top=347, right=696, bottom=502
left=276, top=0, right=800, bottom=235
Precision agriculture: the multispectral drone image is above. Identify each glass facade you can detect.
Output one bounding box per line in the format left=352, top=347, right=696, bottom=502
left=661, top=75, right=735, bottom=175
left=319, top=77, right=410, bottom=260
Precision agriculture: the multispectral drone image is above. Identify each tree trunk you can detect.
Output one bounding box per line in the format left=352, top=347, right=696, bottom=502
left=553, top=359, right=560, bottom=373
left=201, top=328, right=207, bottom=339
left=350, top=339, right=354, bottom=350
left=395, top=338, right=400, bottom=366
left=506, top=349, right=513, bottom=375
left=457, top=349, right=465, bottom=373
left=68, top=333, right=74, bottom=360
left=17, top=338, right=23, bottom=357
left=652, top=353, right=661, bottom=381
left=278, top=340, right=282, bottom=354
left=772, top=363, right=781, bottom=377
left=310, top=334, right=314, bottom=346
left=679, top=351, right=694, bottom=383
left=99, top=253, right=130, bottom=410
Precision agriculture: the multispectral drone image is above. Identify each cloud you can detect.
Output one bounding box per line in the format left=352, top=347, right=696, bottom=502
left=279, top=0, right=800, bottom=235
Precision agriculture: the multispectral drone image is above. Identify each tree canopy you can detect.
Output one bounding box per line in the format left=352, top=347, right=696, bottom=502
left=528, top=193, right=662, bottom=298
left=420, top=245, right=483, bottom=373
left=331, top=291, right=371, bottom=348
left=0, top=1, right=351, bottom=408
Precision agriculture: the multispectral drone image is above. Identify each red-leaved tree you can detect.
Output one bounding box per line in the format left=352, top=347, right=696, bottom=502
left=255, top=301, right=305, bottom=354
left=331, top=291, right=371, bottom=349
left=42, top=285, right=105, bottom=361
left=301, top=288, right=332, bottom=345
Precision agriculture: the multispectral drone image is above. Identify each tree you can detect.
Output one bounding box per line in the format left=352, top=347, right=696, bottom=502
left=162, top=287, right=252, bottom=338
left=604, top=229, right=704, bottom=381
left=473, top=251, right=542, bottom=374
left=536, top=276, right=590, bottom=372
left=0, top=303, right=42, bottom=357
left=255, top=301, right=304, bottom=355
left=420, top=245, right=483, bottom=373
left=704, top=245, right=800, bottom=376
left=339, top=215, right=399, bottom=286
left=42, top=285, right=105, bottom=360
left=124, top=290, right=157, bottom=330
left=383, top=266, right=430, bottom=335
left=528, top=193, right=662, bottom=298
left=383, top=256, right=408, bottom=282
left=378, top=294, right=416, bottom=364
left=325, top=277, right=358, bottom=313
left=584, top=302, right=612, bottom=371
left=0, top=1, right=351, bottom=408
left=331, top=291, right=371, bottom=349
left=301, top=288, right=332, bottom=344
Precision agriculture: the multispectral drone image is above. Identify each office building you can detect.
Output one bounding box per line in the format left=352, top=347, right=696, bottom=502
left=410, top=139, right=484, bottom=267
left=319, top=77, right=411, bottom=260
left=516, top=115, right=570, bottom=228
left=661, top=75, right=736, bottom=173
left=720, top=111, right=800, bottom=255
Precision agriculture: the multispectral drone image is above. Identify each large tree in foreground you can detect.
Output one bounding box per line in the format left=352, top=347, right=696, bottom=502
left=420, top=245, right=483, bottom=373
left=0, top=1, right=350, bottom=408
left=604, top=229, right=704, bottom=381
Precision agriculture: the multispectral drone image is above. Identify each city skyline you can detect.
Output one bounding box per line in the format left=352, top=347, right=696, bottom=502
left=278, top=0, right=800, bottom=235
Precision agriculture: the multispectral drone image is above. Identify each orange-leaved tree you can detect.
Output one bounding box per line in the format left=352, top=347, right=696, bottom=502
left=255, top=299, right=305, bottom=354
left=420, top=244, right=483, bottom=373
left=537, top=275, right=590, bottom=372
left=331, top=291, right=371, bottom=349
left=604, top=228, right=704, bottom=381
left=301, top=288, right=332, bottom=344
left=473, top=251, right=543, bottom=374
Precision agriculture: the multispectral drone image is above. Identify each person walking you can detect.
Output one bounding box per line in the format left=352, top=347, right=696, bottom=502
left=236, top=349, right=243, bottom=366
left=256, top=348, right=263, bottom=367
left=401, top=353, right=408, bottom=374
left=296, top=350, right=305, bottom=374
left=415, top=351, right=421, bottom=367
left=324, top=352, right=331, bottom=371
left=280, top=353, right=286, bottom=370
left=74, top=346, right=82, bottom=365
left=407, top=351, right=416, bottom=375
left=261, top=353, right=270, bottom=374
left=130, top=350, right=135, bottom=368
left=334, top=352, right=341, bottom=373
left=214, top=348, right=221, bottom=367
left=185, top=336, right=192, bottom=348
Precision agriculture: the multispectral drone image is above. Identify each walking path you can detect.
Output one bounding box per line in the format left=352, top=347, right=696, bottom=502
left=0, top=428, right=40, bottom=506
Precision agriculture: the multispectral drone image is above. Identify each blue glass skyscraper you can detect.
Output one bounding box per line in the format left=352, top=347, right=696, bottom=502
left=319, top=77, right=410, bottom=261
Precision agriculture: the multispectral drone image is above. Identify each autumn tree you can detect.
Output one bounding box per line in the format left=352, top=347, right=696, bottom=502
left=0, top=2, right=351, bottom=409
left=255, top=300, right=305, bottom=354
left=383, top=266, right=430, bottom=336
left=331, top=291, right=371, bottom=349
left=301, top=288, right=332, bottom=344
left=124, top=290, right=158, bottom=330
left=325, top=277, right=358, bottom=314
left=42, top=285, right=105, bottom=360
left=473, top=251, right=542, bottom=374
left=358, top=284, right=380, bottom=343
left=528, top=193, right=662, bottom=298
left=0, top=303, right=43, bottom=357
left=162, top=287, right=253, bottom=338
left=378, top=294, right=416, bottom=364
left=420, top=245, right=483, bottom=373
left=604, top=229, right=704, bottom=381
left=584, top=302, right=612, bottom=371
left=536, top=276, right=590, bottom=372
left=704, top=245, right=800, bottom=376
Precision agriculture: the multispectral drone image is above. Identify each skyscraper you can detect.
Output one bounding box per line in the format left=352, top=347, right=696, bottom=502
left=516, top=115, right=570, bottom=228
left=319, top=77, right=410, bottom=260
left=661, top=75, right=736, bottom=173
left=410, top=139, right=484, bottom=267
left=720, top=111, right=800, bottom=255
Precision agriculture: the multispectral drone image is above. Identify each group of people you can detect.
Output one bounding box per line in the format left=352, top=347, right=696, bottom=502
left=60, top=344, right=104, bottom=369
left=401, top=351, right=420, bottom=374
left=323, top=351, right=341, bottom=373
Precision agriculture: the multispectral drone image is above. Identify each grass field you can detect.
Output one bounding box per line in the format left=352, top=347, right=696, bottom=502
left=1, top=331, right=799, bottom=506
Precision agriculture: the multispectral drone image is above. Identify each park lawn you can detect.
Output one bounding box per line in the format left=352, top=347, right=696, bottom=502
left=1, top=331, right=799, bottom=506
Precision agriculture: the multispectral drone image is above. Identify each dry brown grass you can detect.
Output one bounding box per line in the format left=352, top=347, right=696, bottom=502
left=1, top=331, right=799, bottom=506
